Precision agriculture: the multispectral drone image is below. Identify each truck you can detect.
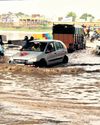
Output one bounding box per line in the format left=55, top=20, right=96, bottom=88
left=52, top=24, right=86, bottom=53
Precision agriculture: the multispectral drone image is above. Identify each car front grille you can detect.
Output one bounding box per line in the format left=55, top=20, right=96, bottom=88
left=14, top=59, right=27, bottom=64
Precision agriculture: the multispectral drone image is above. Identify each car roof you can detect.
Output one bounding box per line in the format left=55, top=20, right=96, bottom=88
left=30, top=39, right=63, bottom=43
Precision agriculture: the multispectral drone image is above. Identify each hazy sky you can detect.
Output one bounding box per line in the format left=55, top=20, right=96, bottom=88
left=0, top=0, right=99, bottom=19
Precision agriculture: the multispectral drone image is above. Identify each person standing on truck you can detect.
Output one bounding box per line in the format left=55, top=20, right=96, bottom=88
left=87, top=26, right=90, bottom=38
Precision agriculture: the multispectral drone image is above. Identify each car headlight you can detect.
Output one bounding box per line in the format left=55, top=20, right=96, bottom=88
left=28, top=58, right=37, bottom=62
left=9, top=57, right=14, bottom=63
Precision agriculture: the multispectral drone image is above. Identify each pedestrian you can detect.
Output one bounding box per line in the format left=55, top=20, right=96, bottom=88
left=23, top=36, right=28, bottom=46
left=21, top=36, right=29, bottom=50
left=87, top=26, right=90, bottom=38
left=29, top=36, right=34, bottom=42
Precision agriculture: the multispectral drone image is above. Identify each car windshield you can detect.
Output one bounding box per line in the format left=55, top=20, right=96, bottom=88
left=22, top=41, right=47, bottom=52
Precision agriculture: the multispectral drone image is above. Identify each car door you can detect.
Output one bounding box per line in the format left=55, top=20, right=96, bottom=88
left=45, top=42, right=58, bottom=65
left=54, top=41, right=67, bottom=63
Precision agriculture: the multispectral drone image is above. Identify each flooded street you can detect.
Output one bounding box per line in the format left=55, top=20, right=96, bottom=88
left=0, top=65, right=100, bottom=125
left=0, top=49, right=100, bottom=125
left=0, top=31, right=100, bottom=125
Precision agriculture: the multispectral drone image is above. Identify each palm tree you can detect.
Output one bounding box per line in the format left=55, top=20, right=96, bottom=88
left=80, top=13, right=94, bottom=21
left=66, top=12, right=77, bottom=22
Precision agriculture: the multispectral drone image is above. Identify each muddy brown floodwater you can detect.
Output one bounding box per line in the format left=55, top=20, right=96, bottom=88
left=0, top=44, right=100, bottom=125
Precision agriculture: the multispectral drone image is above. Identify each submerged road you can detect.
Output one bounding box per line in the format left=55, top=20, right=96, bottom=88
left=0, top=40, right=100, bottom=125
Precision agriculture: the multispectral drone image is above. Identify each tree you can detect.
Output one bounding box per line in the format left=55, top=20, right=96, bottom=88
left=88, top=14, right=95, bottom=22
left=66, top=12, right=77, bottom=21
left=15, top=12, right=29, bottom=17
left=80, top=13, right=94, bottom=21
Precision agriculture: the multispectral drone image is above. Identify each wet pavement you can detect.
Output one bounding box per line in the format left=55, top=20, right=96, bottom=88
left=0, top=40, right=100, bottom=125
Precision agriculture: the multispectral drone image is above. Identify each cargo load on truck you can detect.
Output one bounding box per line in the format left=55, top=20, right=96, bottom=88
left=52, top=24, right=86, bottom=53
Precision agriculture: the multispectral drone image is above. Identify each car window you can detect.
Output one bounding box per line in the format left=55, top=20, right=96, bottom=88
left=21, top=42, right=47, bottom=52
left=39, top=42, right=47, bottom=51
left=55, top=42, right=64, bottom=50
left=46, top=42, right=55, bottom=52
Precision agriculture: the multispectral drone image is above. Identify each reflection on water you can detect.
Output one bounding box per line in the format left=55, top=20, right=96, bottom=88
left=0, top=71, right=100, bottom=125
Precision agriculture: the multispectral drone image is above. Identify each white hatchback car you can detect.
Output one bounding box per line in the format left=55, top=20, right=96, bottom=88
left=9, top=40, right=68, bottom=67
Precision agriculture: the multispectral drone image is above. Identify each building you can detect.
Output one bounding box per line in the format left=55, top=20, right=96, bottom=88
left=19, top=14, right=49, bottom=28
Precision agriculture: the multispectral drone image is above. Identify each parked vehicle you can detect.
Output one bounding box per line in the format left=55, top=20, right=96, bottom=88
left=52, top=24, right=86, bottom=53
left=96, top=33, right=100, bottom=41
left=9, top=40, right=68, bottom=67
left=95, top=45, right=100, bottom=55
left=0, top=44, right=4, bottom=56
left=90, top=31, right=100, bottom=42
left=0, top=35, right=7, bottom=44
left=0, top=35, right=7, bottom=58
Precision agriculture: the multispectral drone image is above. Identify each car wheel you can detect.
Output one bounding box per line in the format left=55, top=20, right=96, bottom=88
left=96, top=51, right=100, bottom=55
left=39, top=59, right=47, bottom=67
left=9, top=60, right=14, bottom=64
left=63, top=56, right=68, bottom=63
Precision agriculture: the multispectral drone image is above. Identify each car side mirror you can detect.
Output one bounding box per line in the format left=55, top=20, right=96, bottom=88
left=45, top=50, right=51, bottom=54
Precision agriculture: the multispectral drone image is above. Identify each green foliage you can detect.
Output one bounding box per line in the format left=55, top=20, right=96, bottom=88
left=66, top=11, right=77, bottom=21
left=15, top=12, right=29, bottom=17
left=80, top=13, right=94, bottom=21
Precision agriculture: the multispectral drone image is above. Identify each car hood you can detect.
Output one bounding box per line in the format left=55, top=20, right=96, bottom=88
left=12, top=51, right=43, bottom=60
left=5, top=50, right=19, bottom=57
